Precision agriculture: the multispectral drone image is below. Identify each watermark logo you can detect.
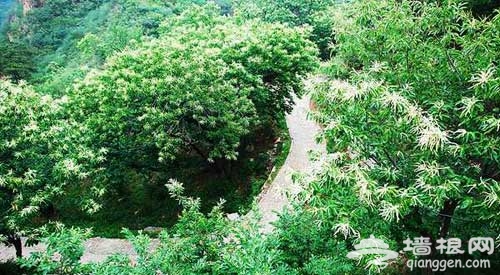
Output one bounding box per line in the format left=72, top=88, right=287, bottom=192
left=347, top=235, right=494, bottom=272
left=404, top=237, right=494, bottom=272
left=346, top=235, right=398, bottom=268
left=403, top=236, right=495, bottom=256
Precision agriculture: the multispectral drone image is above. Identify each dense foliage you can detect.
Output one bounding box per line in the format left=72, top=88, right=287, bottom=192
left=2, top=0, right=228, bottom=92
left=0, top=80, right=105, bottom=256
left=20, top=181, right=361, bottom=274
left=234, top=0, right=339, bottom=59
left=0, top=41, right=35, bottom=80
left=1, top=1, right=318, bottom=263
left=308, top=0, right=500, bottom=271
left=63, top=4, right=317, bottom=219
left=1, top=0, right=499, bottom=274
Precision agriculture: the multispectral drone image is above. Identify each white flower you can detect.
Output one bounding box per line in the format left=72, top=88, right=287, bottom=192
left=379, top=202, right=401, bottom=222
left=23, top=121, right=39, bottom=132
left=329, top=80, right=357, bottom=101
left=327, top=152, right=345, bottom=163
left=359, top=80, right=382, bottom=95
left=483, top=183, right=500, bottom=208
left=6, top=139, right=18, bottom=148
left=40, top=95, right=53, bottom=105
left=325, top=119, right=341, bottom=131
left=414, top=177, right=433, bottom=192
left=380, top=91, right=408, bottom=112
left=415, top=162, right=442, bottom=178
left=405, top=104, right=422, bottom=120
left=20, top=205, right=39, bottom=217
left=417, top=124, right=449, bottom=152
left=375, top=184, right=399, bottom=198
left=354, top=172, right=374, bottom=206
left=457, top=96, right=481, bottom=117
left=333, top=223, right=360, bottom=239
left=454, top=129, right=467, bottom=138
left=83, top=199, right=102, bottom=214
left=369, top=61, right=387, bottom=73
left=51, top=252, right=62, bottom=262
left=63, top=159, right=80, bottom=174
left=470, top=66, right=496, bottom=88
left=343, top=86, right=364, bottom=101
left=166, top=179, right=184, bottom=197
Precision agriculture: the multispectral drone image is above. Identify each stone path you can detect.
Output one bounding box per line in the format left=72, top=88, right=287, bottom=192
left=0, top=79, right=326, bottom=262
left=256, top=92, right=325, bottom=233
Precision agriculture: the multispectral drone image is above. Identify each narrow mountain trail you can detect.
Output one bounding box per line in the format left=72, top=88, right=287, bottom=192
left=0, top=79, right=326, bottom=263
left=256, top=92, right=326, bottom=233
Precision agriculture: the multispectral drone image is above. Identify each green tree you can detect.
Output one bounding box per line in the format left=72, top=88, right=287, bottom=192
left=233, top=0, right=338, bottom=59
left=0, top=80, right=105, bottom=257
left=0, top=41, right=35, bottom=80
left=308, top=0, right=500, bottom=271
left=68, top=5, right=317, bottom=176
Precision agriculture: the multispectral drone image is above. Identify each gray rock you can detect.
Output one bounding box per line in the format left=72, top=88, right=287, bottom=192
left=226, top=213, right=240, bottom=221
left=143, top=227, right=163, bottom=234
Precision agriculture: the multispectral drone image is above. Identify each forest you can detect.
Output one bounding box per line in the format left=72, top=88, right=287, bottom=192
left=0, top=0, right=499, bottom=274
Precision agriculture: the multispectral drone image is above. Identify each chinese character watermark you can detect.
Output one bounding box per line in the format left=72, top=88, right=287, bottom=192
left=347, top=235, right=494, bottom=271
left=403, top=236, right=495, bottom=255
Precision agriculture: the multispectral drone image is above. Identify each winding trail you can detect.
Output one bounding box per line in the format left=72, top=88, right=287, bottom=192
left=256, top=92, right=326, bottom=233
left=0, top=82, right=325, bottom=263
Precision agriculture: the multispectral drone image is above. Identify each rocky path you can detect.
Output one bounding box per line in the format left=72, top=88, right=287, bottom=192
left=0, top=237, right=158, bottom=263
left=256, top=92, right=325, bottom=233
left=0, top=82, right=325, bottom=263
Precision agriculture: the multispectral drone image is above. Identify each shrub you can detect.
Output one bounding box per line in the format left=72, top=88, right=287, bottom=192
left=308, top=0, right=500, bottom=271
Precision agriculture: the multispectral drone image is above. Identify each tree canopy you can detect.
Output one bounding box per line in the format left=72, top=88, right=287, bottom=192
left=0, top=80, right=106, bottom=254
left=68, top=6, right=317, bottom=168
left=308, top=0, right=500, bottom=271
left=1, top=0, right=499, bottom=274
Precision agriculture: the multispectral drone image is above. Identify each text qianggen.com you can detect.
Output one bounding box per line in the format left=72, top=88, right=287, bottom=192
left=407, top=259, right=491, bottom=272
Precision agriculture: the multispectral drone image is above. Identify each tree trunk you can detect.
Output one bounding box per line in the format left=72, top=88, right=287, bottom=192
left=8, top=235, right=23, bottom=258
left=14, top=237, right=22, bottom=258
left=439, top=200, right=458, bottom=238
